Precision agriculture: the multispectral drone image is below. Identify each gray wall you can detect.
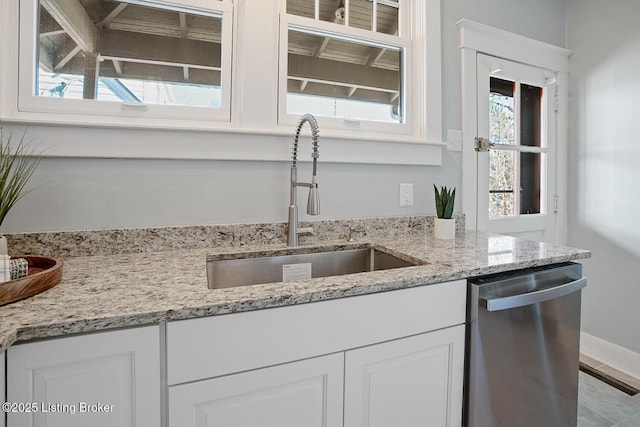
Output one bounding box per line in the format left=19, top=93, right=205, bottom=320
left=566, top=0, right=640, bottom=354
left=442, top=0, right=566, bottom=134
left=0, top=0, right=566, bottom=234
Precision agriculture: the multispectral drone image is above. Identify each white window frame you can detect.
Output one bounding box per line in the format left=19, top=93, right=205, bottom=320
left=0, top=0, right=443, bottom=165
left=14, top=0, right=233, bottom=126
left=278, top=12, right=412, bottom=135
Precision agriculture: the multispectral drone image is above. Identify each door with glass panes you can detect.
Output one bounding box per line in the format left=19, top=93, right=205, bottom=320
left=476, top=54, right=557, bottom=242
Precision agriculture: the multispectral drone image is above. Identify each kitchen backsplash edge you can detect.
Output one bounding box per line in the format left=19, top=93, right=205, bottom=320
left=5, top=214, right=465, bottom=258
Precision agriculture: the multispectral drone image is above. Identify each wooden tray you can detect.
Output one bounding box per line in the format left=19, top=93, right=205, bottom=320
left=0, top=256, right=63, bottom=306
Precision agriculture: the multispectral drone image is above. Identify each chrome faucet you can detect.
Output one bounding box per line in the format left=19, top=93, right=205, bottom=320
left=288, top=113, right=320, bottom=246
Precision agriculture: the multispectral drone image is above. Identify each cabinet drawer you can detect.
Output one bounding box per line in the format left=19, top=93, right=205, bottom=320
left=167, top=280, right=465, bottom=385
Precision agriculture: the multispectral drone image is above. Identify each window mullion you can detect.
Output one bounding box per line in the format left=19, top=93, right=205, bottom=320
left=285, top=15, right=406, bottom=52
left=514, top=81, right=522, bottom=217
left=372, top=0, right=377, bottom=33
left=344, top=0, right=350, bottom=26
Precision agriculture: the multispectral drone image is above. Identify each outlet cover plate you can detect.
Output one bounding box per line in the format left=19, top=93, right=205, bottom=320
left=400, top=183, right=413, bottom=207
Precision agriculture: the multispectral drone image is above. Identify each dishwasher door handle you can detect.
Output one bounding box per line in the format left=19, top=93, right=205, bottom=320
left=480, top=277, right=587, bottom=311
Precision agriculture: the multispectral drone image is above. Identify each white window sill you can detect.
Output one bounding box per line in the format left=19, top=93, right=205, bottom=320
left=0, top=113, right=444, bottom=165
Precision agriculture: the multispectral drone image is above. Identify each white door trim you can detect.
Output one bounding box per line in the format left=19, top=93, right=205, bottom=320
left=458, top=19, right=572, bottom=244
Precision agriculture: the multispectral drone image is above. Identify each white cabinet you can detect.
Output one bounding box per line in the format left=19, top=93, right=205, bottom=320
left=169, top=328, right=465, bottom=427
left=344, top=326, right=465, bottom=427
left=7, top=326, right=161, bottom=427
left=169, top=353, right=344, bottom=427
left=167, top=280, right=467, bottom=427
left=1, top=351, right=5, bottom=427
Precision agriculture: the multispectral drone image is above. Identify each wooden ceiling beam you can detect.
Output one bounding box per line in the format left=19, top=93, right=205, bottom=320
left=100, top=29, right=221, bottom=69
left=366, top=47, right=388, bottom=66
left=287, top=79, right=397, bottom=105
left=314, top=0, right=344, bottom=57
left=112, top=59, right=123, bottom=76
left=99, top=62, right=220, bottom=86
left=41, top=0, right=97, bottom=53
left=98, top=3, right=128, bottom=27
left=365, top=18, right=397, bottom=66
left=40, top=29, right=67, bottom=37
left=288, top=53, right=398, bottom=92
left=179, top=13, right=188, bottom=38
left=54, top=45, right=81, bottom=71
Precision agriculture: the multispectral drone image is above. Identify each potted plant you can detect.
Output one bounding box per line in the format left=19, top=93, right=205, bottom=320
left=0, top=128, right=40, bottom=280
left=433, top=184, right=456, bottom=239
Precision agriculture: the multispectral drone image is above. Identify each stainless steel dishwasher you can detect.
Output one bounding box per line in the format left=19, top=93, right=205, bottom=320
left=465, top=262, right=587, bottom=427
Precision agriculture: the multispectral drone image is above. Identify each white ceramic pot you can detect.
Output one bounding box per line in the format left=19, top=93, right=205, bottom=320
left=434, top=218, right=456, bottom=240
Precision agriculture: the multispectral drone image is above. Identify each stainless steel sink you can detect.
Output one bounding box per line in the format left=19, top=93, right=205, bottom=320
left=206, top=247, right=420, bottom=289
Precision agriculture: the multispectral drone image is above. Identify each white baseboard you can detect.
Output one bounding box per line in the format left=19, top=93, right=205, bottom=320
left=581, top=332, right=640, bottom=380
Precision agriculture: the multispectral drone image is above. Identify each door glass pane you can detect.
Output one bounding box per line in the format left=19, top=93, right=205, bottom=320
left=489, top=78, right=515, bottom=145
left=520, top=152, right=542, bottom=214
left=489, top=77, right=516, bottom=218
left=519, top=83, right=543, bottom=214
left=287, top=27, right=402, bottom=123
left=520, top=84, right=543, bottom=147
left=489, top=150, right=516, bottom=217
left=488, top=77, right=543, bottom=217
left=36, top=0, right=223, bottom=108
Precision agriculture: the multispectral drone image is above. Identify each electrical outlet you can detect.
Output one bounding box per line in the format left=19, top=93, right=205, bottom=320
left=447, top=129, right=463, bottom=152
left=399, top=183, right=413, bottom=207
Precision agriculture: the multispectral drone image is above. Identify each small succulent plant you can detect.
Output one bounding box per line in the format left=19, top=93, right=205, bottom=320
left=434, top=184, right=455, bottom=219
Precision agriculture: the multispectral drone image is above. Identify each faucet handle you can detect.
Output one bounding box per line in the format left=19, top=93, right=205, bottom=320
left=347, top=226, right=366, bottom=242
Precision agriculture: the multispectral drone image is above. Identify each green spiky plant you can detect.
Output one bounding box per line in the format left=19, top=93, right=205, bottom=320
left=433, top=184, right=455, bottom=219
left=0, top=129, right=41, bottom=227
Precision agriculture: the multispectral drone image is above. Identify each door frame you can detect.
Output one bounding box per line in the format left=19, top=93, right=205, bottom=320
left=458, top=19, right=572, bottom=244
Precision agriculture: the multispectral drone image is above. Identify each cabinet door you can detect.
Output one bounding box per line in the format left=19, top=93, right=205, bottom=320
left=169, top=352, right=344, bottom=427
left=344, top=325, right=465, bottom=427
left=7, top=326, right=160, bottom=427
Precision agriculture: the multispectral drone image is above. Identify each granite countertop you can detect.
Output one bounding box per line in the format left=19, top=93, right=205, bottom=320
left=0, top=230, right=590, bottom=352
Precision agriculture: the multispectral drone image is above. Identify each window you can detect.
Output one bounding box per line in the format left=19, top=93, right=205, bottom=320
left=18, top=0, right=232, bottom=123
left=279, top=0, right=412, bottom=134
left=488, top=76, right=546, bottom=217
left=2, top=0, right=442, bottom=163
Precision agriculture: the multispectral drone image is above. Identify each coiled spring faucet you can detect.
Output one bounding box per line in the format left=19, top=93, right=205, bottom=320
left=288, top=113, right=320, bottom=246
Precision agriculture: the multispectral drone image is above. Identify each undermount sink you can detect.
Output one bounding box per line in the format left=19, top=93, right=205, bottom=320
left=206, top=246, right=420, bottom=289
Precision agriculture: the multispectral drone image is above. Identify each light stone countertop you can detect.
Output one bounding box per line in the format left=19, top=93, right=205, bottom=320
left=0, top=230, right=590, bottom=352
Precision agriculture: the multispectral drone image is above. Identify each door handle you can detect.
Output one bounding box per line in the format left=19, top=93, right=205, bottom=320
left=480, top=277, right=587, bottom=311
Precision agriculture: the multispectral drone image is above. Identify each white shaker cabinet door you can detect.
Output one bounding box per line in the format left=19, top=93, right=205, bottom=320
left=7, top=326, right=160, bottom=427
left=344, top=325, right=465, bottom=427
left=169, top=352, right=344, bottom=427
